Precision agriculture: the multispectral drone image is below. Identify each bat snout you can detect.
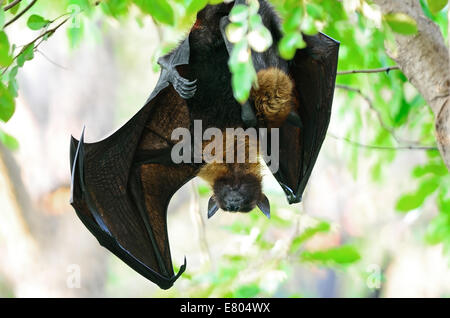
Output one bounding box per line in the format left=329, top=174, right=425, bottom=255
left=212, top=174, right=263, bottom=214
left=223, top=191, right=246, bottom=212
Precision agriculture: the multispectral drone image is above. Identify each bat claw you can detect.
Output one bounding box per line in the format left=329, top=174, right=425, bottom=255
left=207, top=197, right=219, bottom=219
left=286, top=111, right=303, bottom=128
left=174, top=76, right=197, bottom=99
left=242, top=101, right=257, bottom=127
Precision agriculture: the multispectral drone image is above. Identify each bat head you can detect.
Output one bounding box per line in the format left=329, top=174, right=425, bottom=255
left=207, top=172, right=271, bottom=219
left=213, top=173, right=262, bottom=212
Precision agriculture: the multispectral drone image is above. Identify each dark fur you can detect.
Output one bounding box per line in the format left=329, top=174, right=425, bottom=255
left=186, top=0, right=285, bottom=129
left=187, top=1, right=293, bottom=213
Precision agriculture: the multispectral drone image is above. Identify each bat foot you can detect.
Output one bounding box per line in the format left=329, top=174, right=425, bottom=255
left=172, top=72, right=197, bottom=99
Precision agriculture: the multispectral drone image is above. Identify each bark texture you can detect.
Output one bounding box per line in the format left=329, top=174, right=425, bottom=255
left=373, top=0, right=450, bottom=170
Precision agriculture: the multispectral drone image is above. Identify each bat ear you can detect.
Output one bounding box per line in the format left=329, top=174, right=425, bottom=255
left=257, top=194, right=271, bottom=219
left=208, top=197, right=219, bottom=219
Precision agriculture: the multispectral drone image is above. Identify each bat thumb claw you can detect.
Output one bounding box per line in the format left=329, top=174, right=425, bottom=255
left=241, top=102, right=257, bottom=127
left=257, top=194, right=271, bottom=219
left=287, top=111, right=303, bottom=128
left=207, top=197, right=219, bottom=219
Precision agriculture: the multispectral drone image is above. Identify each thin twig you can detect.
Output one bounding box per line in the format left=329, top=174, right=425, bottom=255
left=36, top=50, right=68, bottom=70
left=4, top=0, right=37, bottom=28
left=337, top=66, right=400, bottom=76
left=189, top=180, right=212, bottom=266
left=1, top=16, right=70, bottom=76
left=327, top=132, right=438, bottom=151
left=4, top=0, right=22, bottom=11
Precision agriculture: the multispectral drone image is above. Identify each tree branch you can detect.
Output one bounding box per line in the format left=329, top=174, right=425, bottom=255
left=4, top=0, right=37, bottom=28
left=327, top=133, right=438, bottom=151
left=1, top=16, right=70, bottom=76
left=336, top=84, right=423, bottom=146
left=373, top=0, right=450, bottom=170
left=3, top=0, right=22, bottom=11
left=337, top=66, right=400, bottom=76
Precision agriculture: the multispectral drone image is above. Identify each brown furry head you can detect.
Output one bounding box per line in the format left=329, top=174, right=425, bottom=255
left=197, top=129, right=264, bottom=213
left=212, top=168, right=263, bottom=212
left=251, top=67, right=295, bottom=128
left=198, top=161, right=263, bottom=213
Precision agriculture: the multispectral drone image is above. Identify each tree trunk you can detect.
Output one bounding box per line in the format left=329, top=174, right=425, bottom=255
left=373, top=0, right=450, bottom=171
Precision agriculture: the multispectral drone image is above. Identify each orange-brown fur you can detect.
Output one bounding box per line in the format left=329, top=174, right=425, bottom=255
left=197, top=132, right=262, bottom=187
left=251, top=67, right=294, bottom=128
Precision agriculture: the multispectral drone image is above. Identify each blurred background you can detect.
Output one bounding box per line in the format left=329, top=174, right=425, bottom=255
left=0, top=0, right=449, bottom=297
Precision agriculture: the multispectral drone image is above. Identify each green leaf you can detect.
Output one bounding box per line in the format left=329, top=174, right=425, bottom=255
left=0, top=130, right=19, bottom=150
left=135, top=0, right=175, bottom=26
left=9, top=66, right=19, bottom=81
left=8, top=0, right=21, bottom=15
left=222, top=221, right=251, bottom=235
left=0, top=6, right=5, bottom=29
left=0, top=82, right=15, bottom=122
left=198, top=184, right=211, bottom=197
left=231, top=61, right=256, bottom=103
left=8, top=77, right=19, bottom=98
left=248, top=13, right=263, bottom=30
left=27, top=14, right=50, bottom=31
left=100, top=0, right=129, bottom=18
left=412, top=162, right=448, bottom=178
left=0, top=31, right=13, bottom=67
left=301, top=245, right=361, bottom=265
left=427, top=0, right=448, bottom=13
left=291, top=221, right=331, bottom=253
left=248, top=26, right=273, bottom=52
left=306, top=3, right=325, bottom=20
left=437, top=186, right=450, bottom=214
left=301, top=15, right=318, bottom=35
left=68, top=0, right=93, bottom=15
left=278, top=31, right=306, bottom=60
left=233, top=284, right=260, bottom=298
left=395, top=177, right=440, bottom=212
left=226, top=22, right=248, bottom=44
left=384, top=13, right=418, bottom=35
left=425, top=214, right=450, bottom=245
left=17, top=43, right=35, bottom=67
left=186, top=0, right=208, bottom=16
left=229, top=4, right=249, bottom=23
left=282, top=7, right=303, bottom=33
left=67, top=17, right=84, bottom=49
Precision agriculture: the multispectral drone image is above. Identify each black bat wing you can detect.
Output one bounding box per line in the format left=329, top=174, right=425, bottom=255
left=70, top=40, right=197, bottom=289
left=276, top=33, right=339, bottom=203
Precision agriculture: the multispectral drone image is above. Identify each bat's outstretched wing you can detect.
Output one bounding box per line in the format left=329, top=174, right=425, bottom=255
left=275, top=33, right=339, bottom=203
left=70, top=42, right=197, bottom=289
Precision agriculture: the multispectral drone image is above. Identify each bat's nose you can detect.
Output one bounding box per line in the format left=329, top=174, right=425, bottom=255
left=225, top=203, right=240, bottom=212
left=223, top=191, right=244, bottom=212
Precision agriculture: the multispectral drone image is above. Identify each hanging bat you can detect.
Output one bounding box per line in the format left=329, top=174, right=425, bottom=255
left=70, top=0, right=339, bottom=290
